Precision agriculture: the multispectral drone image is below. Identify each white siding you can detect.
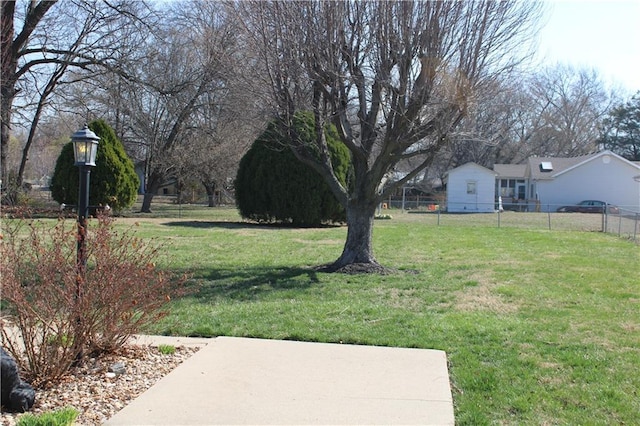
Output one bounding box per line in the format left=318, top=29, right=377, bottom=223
left=536, top=154, right=640, bottom=212
left=446, top=163, right=496, bottom=213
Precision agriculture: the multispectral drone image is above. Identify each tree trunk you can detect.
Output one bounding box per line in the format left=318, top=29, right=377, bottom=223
left=322, top=200, right=387, bottom=273
left=203, top=181, right=216, bottom=207
left=140, top=191, right=156, bottom=213
left=140, top=171, right=161, bottom=213
left=1, top=90, right=12, bottom=187
left=175, top=179, right=184, bottom=205
left=1, top=80, right=18, bottom=201
left=0, top=88, right=20, bottom=205
left=0, top=1, right=16, bottom=192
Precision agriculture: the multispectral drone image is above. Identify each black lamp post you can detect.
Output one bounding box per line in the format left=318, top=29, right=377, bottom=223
left=72, top=125, right=100, bottom=271
left=71, top=125, right=99, bottom=358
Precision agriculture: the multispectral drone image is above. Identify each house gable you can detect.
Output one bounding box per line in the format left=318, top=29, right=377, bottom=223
left=446, top=162, right=497, bottom=179
left=551, top=150, right=640, bottom=178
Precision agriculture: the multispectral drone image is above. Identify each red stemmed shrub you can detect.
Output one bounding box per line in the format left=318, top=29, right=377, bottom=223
left=0, top=214, right=187, bottom=387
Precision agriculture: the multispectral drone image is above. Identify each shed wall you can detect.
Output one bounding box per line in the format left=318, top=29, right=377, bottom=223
left=447, top=164, right=496, bottom=213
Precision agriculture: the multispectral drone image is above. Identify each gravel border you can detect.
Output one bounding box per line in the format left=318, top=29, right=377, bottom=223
left=1, top=344, right=199, bottom=425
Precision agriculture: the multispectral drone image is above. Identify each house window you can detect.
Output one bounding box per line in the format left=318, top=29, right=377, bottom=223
left=499, top=179, right=525, bottom=198
left=467, top=181, right=477, bottom=195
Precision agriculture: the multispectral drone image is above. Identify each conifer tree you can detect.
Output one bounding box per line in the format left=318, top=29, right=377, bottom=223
left=51, top=120, right=139, bottom=212
left=236, top=112, right=351, bottom=226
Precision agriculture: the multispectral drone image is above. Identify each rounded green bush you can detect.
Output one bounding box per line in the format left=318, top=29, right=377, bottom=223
left=50, top=119, right=139, bottom=212
left=235, top=112, right=351, bottom=226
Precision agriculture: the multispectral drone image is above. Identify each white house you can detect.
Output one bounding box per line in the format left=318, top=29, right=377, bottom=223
left=493, top=150, right=640, bottom=212
left=445, top=162, right=497, bottom=213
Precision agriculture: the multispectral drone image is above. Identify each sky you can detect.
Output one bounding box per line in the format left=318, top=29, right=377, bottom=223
left=535, top=0, right=640, bottom=94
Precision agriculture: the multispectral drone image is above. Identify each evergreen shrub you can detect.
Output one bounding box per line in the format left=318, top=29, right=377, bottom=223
left=235, top=112, right=350, bottom=226
left=50, top=119, right=139, bottom=212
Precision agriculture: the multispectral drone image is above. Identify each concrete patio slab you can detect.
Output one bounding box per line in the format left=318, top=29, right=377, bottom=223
left=105, top=336, right=454, bottom=425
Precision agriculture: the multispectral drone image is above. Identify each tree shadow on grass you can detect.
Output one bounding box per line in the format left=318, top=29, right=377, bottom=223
left=163, top=220, right=262, bottom=230
left=186, top=265, right=322, bottom=303
left=162, top=220, right=331, bottom=302
left=162, top=220, right=343, bottom=230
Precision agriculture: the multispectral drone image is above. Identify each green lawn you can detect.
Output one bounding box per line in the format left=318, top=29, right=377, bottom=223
left=126, top=208, right=638, bottom=424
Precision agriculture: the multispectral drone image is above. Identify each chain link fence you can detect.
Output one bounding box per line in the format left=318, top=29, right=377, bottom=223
left=604, top=207, right=640, bottom=243
left=387, top=200, right=640, bottom=244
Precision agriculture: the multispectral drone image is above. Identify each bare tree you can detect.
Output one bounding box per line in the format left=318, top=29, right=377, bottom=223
left=172, top=1, right=269, bottom=208
left=186, top=90, right=265, bottom=207
left=102, top=1, right=241, bottom=213
left=435, top=78, right=526, bottom=173
left=2, top=0, right=55, bottom=191
left=444, top=64, right=617, bottom=170
left=523, top=64, right=614, bottom=157
left=1, top=0, right=152, bottom=201
left=241, top=1, right=543, bottom=271
left=20, top=114, right=74, bottom=184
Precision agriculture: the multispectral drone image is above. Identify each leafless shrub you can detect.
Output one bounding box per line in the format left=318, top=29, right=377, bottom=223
left=1, top=218, right=79, bottom=386
left=0, top=215, right=187, bottom=386
left=80, top=215, right=188, bottom=354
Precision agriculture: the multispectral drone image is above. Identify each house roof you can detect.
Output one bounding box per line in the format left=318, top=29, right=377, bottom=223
left=493, top=164, right=526, bottom=178
left=445, top=162, right=496, bottom=176
left=455, top=151, right=640, bottom=183
left=525, top=153, right=594, bottom=180
left=501, top=150, right=640, bottom=181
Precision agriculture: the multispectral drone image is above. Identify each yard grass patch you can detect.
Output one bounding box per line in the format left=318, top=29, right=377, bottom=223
left=10, top=208, right=638, bottom=424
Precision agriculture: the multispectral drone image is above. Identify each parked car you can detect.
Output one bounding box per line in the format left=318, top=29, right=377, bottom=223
left=556, top=200, right=619, bottom=214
